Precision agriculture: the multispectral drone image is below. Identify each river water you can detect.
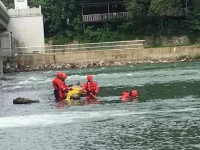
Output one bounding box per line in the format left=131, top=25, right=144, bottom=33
left=0, top=62, right=200, bottom=150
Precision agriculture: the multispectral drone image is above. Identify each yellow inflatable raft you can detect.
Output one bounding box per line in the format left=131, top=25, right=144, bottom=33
left=65, top=85, right=85, bottom=105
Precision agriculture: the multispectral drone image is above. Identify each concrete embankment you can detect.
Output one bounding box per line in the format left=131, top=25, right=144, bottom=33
left=3, top=45, right=200, bottom=72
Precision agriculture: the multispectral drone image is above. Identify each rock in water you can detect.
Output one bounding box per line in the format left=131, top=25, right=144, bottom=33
left=13, top=97, right=39, bottom=104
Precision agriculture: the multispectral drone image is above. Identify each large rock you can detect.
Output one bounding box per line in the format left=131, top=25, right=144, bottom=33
left=13, top=97, right=39, bottom=104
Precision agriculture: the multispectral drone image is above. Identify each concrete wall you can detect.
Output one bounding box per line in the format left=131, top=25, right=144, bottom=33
left=6, top=45, right=200, bottom=66
left=0, top=31, right=11, bottom=56
left=7, top=16, right=44, bottom=48
left=0, top=48, right=3, bottom=78
left=7, top=6, right=44, bottom=53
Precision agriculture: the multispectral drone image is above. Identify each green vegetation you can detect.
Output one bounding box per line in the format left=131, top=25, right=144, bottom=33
left=44, top=38, right=49, bottom=44
left=2, top=0, right=200, bottom=45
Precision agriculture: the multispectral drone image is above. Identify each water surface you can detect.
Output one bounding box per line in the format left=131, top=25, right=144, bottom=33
left=0, top=62, right=200, bottom=150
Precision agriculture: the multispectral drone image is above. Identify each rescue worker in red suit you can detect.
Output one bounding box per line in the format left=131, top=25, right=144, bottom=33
left=131, top=90, right=138, bottom=102
left=61, top=73, right=69, bottom=99
left=120, top=90, right=138, bottom=102
left=52, top=72, right=67, bottom=101
left=121, top=91, right=130, bottom=102
left=82, top=75, right=99, bottom=100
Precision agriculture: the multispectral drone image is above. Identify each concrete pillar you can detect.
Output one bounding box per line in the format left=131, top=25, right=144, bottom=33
left=0, top=56, right=3, bottom=78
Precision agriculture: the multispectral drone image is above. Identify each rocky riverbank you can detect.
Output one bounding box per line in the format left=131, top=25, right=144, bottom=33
left=3, top=55, right=199, bottom=73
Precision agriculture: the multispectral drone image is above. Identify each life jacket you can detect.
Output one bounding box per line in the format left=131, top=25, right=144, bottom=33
left=86, top=81, right=95, bottom=92
left=52, top=78, right=65, bottom=100
left=52, top=78, right=64, bottom=90
left=52, top=79, right=56, bottom=90
left=52, top=78, right=59, bottom=90
left=82, top=81, right=99, bottom=94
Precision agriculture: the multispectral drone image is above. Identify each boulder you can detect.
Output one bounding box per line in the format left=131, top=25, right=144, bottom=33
left=13, top=97, right=39, bottom=104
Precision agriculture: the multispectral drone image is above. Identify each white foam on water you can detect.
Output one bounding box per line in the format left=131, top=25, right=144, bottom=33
left=0, top=108, right=198, bottom=129
left=43, top=71, right=53, bottom=74
left=106, top=84, right=112, bottom=86
left=18, top=80, right=32, bottom=85
left=2, top=85, right=30, bottom=90
left=68, top=75, right=86, bottom=80
left=17, top=76, right=51, bottom=86
left=0, top=111, right=127, bottom=128
left=37, top=79, right=51, bottom=84
left=29, top=77, right=38, bottom=81
left=63, top=68, right=200, bottom=87
left=126, top=73, right=133, bottom=76
left=23, top=67, right=199, bottom=88
left=0, top=114, right=74, bottom=129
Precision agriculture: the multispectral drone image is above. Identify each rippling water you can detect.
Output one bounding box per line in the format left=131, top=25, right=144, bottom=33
left=1, top=62, right=200, bottom=150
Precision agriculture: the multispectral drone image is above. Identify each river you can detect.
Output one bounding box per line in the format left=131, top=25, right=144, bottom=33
left=0, top=61, right=200, bottom=150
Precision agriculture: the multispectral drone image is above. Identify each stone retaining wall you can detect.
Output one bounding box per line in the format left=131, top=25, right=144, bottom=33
left=5, top=45, right=200, bottom=66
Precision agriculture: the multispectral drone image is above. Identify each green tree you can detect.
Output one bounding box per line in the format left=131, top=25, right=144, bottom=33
left=1, top=0, right=14, bottom=8
left=185, top=0, right=200, bottom=43
left=186, top=0, right=200, bottom=31
left=3, top=0, right=200, bottom=45
left=149, top=0, right=181, bottom=17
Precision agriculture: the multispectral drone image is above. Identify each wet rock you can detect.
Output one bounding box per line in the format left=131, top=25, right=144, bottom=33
left=99, top=61, right=105, bottom=66
left=4, top=56, right=200, bottom=74
left=115, top=62, right=122, bottom=65
left=13, top=97, right=39, bottom=104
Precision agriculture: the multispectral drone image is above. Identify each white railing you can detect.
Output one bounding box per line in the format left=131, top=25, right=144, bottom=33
left=4, top=40, right=145, bottom=56
left=8, top=5, right=42, bottom=17
left=83, top=12, right=132, bottom=22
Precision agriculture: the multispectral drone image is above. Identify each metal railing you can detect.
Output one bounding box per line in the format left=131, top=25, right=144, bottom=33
left=1, top=40, right=145, bottom=56
left=0, top=1, right=8, bottom=12
left=83, top=8, right=188, bottom=23
left=83, top=12, right=132, bottom=23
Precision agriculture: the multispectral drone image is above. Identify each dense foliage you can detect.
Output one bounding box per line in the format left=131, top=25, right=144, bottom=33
left=2, top=0, right=200, bottom=45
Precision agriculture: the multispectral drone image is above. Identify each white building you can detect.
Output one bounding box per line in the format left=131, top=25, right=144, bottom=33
left=7, top=0, right=45, bottom=53
left=14, top=0, right=28, bottom=9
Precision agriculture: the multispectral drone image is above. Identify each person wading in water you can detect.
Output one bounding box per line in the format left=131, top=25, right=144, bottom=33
left=120, top=90, right=138, bottom=102
left=52, top=72, right=67, bottom=101
left=82, top=74, right=99, bottom=102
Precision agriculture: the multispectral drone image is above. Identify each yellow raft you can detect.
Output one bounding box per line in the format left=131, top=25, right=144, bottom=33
left=64, top=85, right=99, bottom=106
left=65, top=85, right=85, bottom=105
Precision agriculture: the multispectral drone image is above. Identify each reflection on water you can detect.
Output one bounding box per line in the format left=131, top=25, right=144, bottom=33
left=1, top=62, right=200, bottom=150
